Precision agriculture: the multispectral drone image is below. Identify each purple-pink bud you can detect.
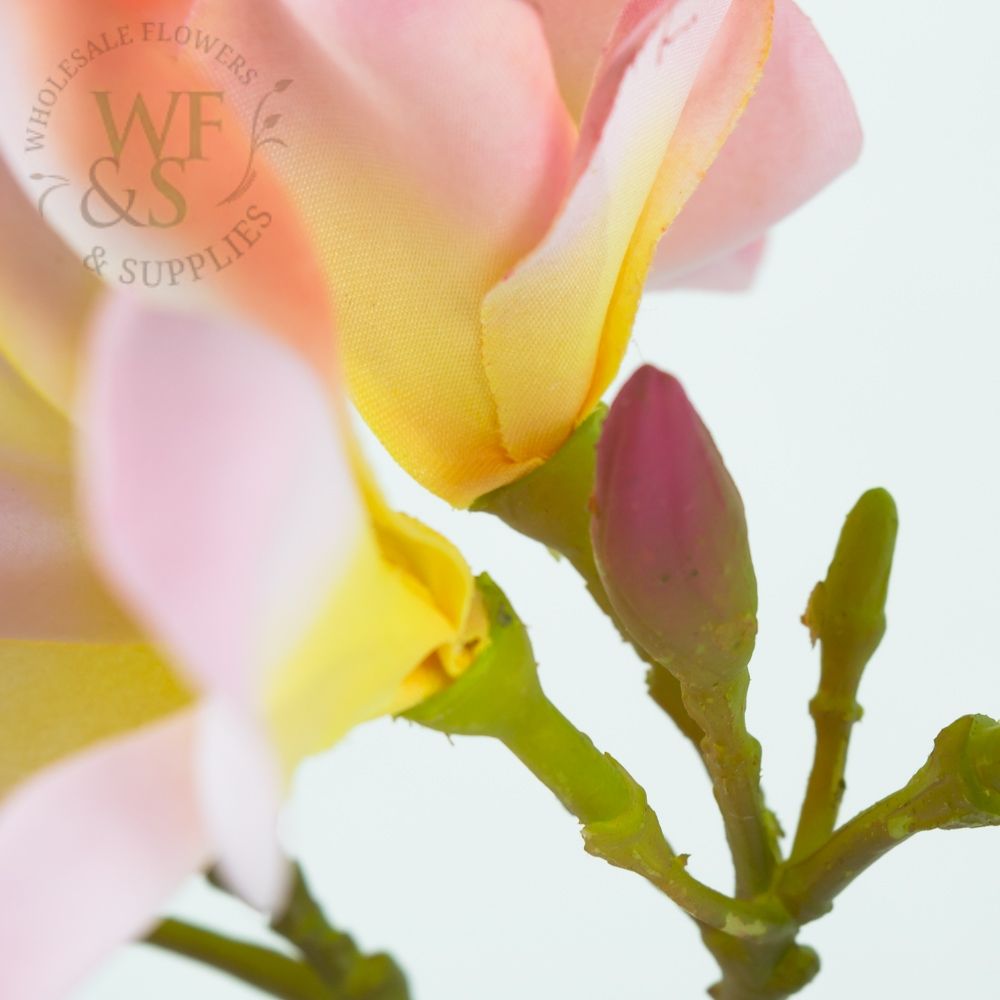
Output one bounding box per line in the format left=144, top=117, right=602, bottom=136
left=591, top=366, right=757, bottom=685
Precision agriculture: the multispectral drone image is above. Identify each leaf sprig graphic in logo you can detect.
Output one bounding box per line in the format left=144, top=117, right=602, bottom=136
left=219, top=78, right=294, bottom=206
left=31, top=172, right=70, bottom=219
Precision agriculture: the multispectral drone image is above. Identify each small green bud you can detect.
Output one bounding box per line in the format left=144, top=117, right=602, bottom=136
left=803, top=488, right=898, bottom=665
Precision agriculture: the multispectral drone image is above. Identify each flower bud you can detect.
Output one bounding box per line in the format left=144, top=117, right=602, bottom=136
left=592, top=366, right=757, bottom=685
left=802, top=488, right=898, bottom=667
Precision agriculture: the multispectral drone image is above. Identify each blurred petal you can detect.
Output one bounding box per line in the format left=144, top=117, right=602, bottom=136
left=0, top=710, right=207, bottom=1000
left=0, top=638, right=190, bottom=798
left=78, top=297, right=483, bottom=775
left=483, top=0, right=773, bottom=464
left=197, top=699, right=288, bottom=911
left=78, top=296, right=363, bottom=705
left=0, top=354, right=136, bottom=641
left=191, top=0, right=575, bottom=504
left=657, top=237, right=767, bottom=291
left=265, top=452, right=489, bottom=766
left=0, top=156, right=100, bottom=412
left=263, top=526, right=460, bottom=764
left=651, top=0, right=862, bottom=281
left=0, top=0, right=336, bottom=380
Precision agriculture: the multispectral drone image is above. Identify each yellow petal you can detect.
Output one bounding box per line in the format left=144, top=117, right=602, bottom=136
left=351, top=454, right=485, bottom=676
left=264, top=522, right=486, bottom=773
left=186, top=0, right=575, bottom=506
left=266, top=438, right=487, bottom=770
left=0, top=157, right=98, bottom=414
left=0, top=353, right=135, bottom=641
left=482, top=0, right=774, bottom=470
left=265, top=410, right=489, bottom=769
left=0, top=640, right=191, bottom=798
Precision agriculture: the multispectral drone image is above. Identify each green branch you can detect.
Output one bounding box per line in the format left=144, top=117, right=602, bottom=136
left=781, top=715, right=1000, bottom=922
left=682, top=674, right=781, bottom=898
left=145, top=919, right=332, bottom=1000
left=147, top=867, right=410, bottom=1000
left=272, top=867, right=410, bottom=1000
left=405, top=576, right=792, bottom=942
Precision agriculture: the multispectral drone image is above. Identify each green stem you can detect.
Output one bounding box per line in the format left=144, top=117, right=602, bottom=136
left=512, top=692, right=808, bottom=1000
left=500, top=691, right=631, bottom=823
left=791, top=641, right=865, bottom=862
left=500, top=693, right=790, bottom=940
left=682, top=675, right=780, bottom=898
left=145, top=919, right=332, bottom=1000
left=271, top=867, right=410, bottom=1000
left=647, top=662, right=705, bottom=747
left=782, top=779, right=931, bottom=922
left=701, top=927, right=819, bottom=1000
left=405, top=578, right=791, bottom=942
left=781, top=715, right=1000, bottom=922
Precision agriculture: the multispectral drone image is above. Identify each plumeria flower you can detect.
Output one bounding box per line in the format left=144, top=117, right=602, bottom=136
left=0, top=0, right=860, bottom=508
left=0, top=163, right=485, bottom=999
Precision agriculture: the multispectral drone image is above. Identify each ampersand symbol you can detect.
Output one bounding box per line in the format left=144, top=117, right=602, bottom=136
left=83, top=246, right=108, bottom=277
left=81, top=157, right=144, bottom=229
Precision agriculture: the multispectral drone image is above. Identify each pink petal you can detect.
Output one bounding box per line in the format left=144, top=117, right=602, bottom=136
left=0, top=710, right=208, bottom=1000
left=0, top=1, right=336, bottom=381
left=189, top=0, right=575, bottom=503
left=482, top=0, right=769, bottom=463
left=651, top=0, right=862, bottom=282
left=526, top=0, right=629, bottom=120
left=657, top=237, right=767, bottom=291
left=196, top=699, right=288, bottom=911
left=77, top=296, right=362, bottom=704
left=578, top=0, right=777, bottom=412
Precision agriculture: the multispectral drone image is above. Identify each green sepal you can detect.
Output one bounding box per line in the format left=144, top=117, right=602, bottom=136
left=401, top=574, right=541, bottom=742
left=471, top=407, right=607, bottom=586
left=403, top=574, right=634, bottom=825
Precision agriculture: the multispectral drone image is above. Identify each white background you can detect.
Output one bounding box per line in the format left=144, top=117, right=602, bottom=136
left=81, top=2, right=1000, bottom=998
